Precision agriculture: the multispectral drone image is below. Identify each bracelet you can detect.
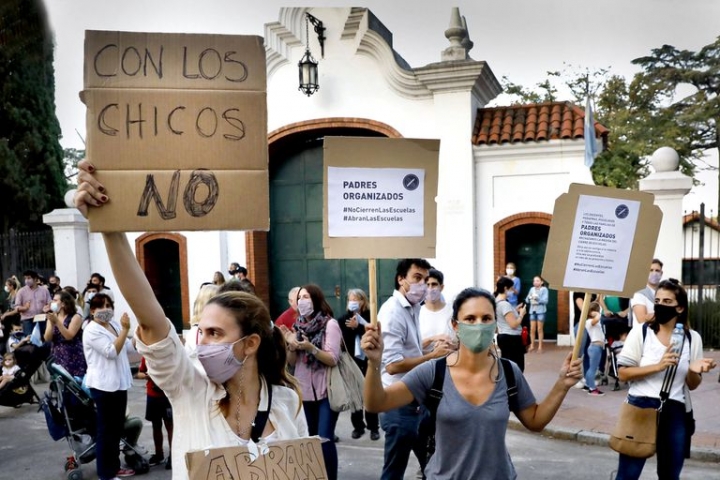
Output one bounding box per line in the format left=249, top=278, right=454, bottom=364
left=311, top=346, right=319, bottom=355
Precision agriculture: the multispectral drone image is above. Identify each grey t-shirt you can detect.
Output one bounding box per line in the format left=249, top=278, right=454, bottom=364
left=402, top=358, right=536, bottom=480
left=496, top=299, right=521, bottom=335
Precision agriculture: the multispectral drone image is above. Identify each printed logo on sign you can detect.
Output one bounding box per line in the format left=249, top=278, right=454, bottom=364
left=615, top=204, right=630, bottom=219
left=403, top=174, right=420, bottom=191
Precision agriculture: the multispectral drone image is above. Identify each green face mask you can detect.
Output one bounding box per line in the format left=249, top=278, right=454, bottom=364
left=456, top=322, right=496, bottom=353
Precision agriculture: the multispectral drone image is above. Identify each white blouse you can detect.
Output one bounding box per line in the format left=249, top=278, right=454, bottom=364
left=82, top=320, right=133, bottom=392
left=135, top=319, right=309, bottom=480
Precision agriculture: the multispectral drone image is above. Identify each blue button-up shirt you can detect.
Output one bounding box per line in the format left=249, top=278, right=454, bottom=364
left=379, top=289, right=423, bottom=387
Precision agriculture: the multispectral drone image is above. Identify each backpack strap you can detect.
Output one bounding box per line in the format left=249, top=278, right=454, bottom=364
left=500, top=358, right=519, bottom=414
left=426, top=357, right=447, bottom=420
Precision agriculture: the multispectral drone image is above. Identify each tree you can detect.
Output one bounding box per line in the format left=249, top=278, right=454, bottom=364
left=496, top=37, right=720, bottom=190
left=632, top=38, right=720, bottom=212
left=0, top=0, right=67, bottom=234
left=63, top=147, right=85, bottom=187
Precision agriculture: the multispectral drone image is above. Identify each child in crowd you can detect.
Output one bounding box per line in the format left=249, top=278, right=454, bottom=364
left=0, top=352, right=20, bottom=389
left=136, top=357, right=174, bottom=469
left=584, top=302, right=606, bottom=396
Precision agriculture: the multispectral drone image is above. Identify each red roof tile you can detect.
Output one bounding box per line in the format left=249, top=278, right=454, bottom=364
left=683, top=212, right=720, bottom=232
left=472, top=101, right=609, bottom=146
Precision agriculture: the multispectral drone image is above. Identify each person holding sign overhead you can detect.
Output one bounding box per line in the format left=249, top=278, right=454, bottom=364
left=73, top=160, right=308, bottom=480
left=363, top=287, right=583, bottom=480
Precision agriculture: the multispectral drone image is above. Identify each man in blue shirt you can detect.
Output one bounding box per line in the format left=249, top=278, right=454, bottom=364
left=378, top=258, right=452, bottom=480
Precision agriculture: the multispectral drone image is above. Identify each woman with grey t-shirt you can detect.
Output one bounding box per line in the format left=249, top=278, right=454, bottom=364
left=495, top=276, right=527, bottom=371
left=362, top=288, right=582, bottom=480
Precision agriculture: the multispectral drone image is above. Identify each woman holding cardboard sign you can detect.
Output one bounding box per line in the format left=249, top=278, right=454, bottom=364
left=614, top=279, right=716, bottom=480
left=74, top=160, right=308, bottom=480
left=362, top=287, right=582, bottom=479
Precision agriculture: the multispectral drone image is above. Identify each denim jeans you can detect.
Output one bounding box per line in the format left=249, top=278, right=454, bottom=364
left=90, top=388, right=128, bottom=480
left=585, top=343, right=603, bottom=390
left=303, top=398, right=339, bottom=480
left=380, top=403, right=427, bottom=480
left=615, top=396, right=688, bottom=480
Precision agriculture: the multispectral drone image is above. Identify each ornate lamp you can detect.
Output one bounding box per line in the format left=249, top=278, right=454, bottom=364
left=298, top=12, right=325, bottom=96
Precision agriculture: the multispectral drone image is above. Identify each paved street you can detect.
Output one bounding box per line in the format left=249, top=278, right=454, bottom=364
left=1, top=376, right=718, bottom=479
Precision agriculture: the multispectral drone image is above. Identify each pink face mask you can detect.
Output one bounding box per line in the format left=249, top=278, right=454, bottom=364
left=426, top=288, right=442, bottom=303
left=196, top=337, right=247, bottom=384
left=404, top=281, right=427, bottom=305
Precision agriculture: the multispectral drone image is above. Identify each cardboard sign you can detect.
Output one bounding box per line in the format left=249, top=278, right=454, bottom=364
left=82, top=31, right=269, bottom=232
left=185, top=438, right=328, bottom=480
left=323, top=137, right=439, bottom=259
left=542, top=183, right=662, bottom=297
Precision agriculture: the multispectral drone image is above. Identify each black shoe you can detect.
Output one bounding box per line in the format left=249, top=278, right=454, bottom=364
left=165, top=454, right=171, bottom=470
left=147, top=453, right=164, bottom=467
left=351, top=429, right=365, bottom=439
left=370, top=430, right=381, bottom=441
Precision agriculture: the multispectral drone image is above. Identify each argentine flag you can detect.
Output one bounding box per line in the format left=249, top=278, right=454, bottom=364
left=584, top=97, right=598, bottom=168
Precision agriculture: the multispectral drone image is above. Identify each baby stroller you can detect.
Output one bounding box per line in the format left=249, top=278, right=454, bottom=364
left=41, top=358, right=149, bottom=480
left=600, top=316, right=631, bottom=391
left=0, top=342, right=50, bottom=407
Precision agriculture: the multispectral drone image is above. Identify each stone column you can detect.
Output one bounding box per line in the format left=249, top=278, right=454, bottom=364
left=639, top=147, right=693, bottom=280
left=42, top=193, right=91, bottom=291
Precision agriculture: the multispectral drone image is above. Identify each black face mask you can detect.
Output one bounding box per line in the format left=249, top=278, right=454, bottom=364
left=654, top=304, right=679, bottom=324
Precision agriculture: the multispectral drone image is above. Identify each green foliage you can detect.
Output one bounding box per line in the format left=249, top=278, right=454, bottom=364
left=0, top=0, right=67, bottom=233
left=63, top=148, right=86, bottom=187
left=496, top=37, right=720, bottom=191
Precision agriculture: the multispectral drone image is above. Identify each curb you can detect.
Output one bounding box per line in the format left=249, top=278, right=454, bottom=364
left=508, top=418, right=720, bottom=463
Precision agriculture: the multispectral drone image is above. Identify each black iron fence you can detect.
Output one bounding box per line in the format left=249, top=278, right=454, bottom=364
left=0, top=228, right=56, bottom=282
left=683, top=203, right=720, bottom=348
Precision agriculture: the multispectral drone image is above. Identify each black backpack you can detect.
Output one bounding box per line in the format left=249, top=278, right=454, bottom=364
left=425, top=356, right=519, bottom=423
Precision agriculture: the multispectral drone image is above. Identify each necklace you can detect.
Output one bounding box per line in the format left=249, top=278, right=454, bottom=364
left=230, top=368, right=260, bottom=439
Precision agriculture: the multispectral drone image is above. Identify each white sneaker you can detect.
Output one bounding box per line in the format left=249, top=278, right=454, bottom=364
left=572, top=379, right=586, bottom=389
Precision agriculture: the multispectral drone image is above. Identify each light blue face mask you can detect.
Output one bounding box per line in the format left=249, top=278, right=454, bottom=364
left=348, top=301, right=360, bottom=312
left=456, top=322, right=496, bottom=353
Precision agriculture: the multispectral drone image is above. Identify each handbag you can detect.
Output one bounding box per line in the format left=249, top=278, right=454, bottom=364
left=609, top=331, right=684, bottom=458
left=608, top=400, right=658, bottom=458
left=327, top=337, right=365, bottom=413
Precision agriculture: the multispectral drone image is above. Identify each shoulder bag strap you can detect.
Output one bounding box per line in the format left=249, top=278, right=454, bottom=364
left=251, top=382, right=273, bottom=443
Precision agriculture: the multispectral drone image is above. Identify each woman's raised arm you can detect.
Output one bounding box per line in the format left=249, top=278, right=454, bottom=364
left=75, top=160, right=169, bottom=344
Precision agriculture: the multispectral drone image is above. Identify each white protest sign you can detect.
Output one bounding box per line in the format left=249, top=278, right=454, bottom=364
left=327, top=167, right=424, bottom=237
left=563, top=195, right=641, bottom=291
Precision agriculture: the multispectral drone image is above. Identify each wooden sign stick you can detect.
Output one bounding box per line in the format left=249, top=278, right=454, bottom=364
left=368, top=258, right=378, bottom=325
left=571, top=292, right=593, bottom=362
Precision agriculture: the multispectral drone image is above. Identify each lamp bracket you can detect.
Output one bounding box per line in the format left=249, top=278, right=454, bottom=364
left=305, top=12, right=326, bottom=58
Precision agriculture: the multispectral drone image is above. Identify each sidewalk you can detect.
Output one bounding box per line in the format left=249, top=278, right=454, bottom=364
left=509, top=342, right=720, bottom=462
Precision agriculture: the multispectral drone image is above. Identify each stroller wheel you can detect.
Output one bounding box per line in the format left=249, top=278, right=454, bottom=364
left=66, top=469, right=83, bottom=480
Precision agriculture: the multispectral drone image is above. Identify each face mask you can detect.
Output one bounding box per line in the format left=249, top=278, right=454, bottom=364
left=456, top=322, right=496, bottom=353
left=94, top=309, right=114, bottom=323
left=25, top=279, right=34, bottom=287
left=506, top=269, right=515, bottom=276
left=347, top=301, right=360, bottom=312
left=85, top=292, right=96, bottom=302
left=426, top=288, right=442, bottom=303
left=196, top=337, right=247, bottom=384
left=654, top=304, right=678, bottom=325
left=3, top=286, right=9, bottom=293
left=648, top=272, right=662, bottom=285
left=50, top=302, right=60, bottom=313
left=297, top=298, right=314, bottom=318
left=11, top=332, right=23, bottom=339
left=404, top=281, right=427, bottom=305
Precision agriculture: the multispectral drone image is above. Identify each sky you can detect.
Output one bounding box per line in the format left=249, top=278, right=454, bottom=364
left=45, top=0, right=720, bottom=212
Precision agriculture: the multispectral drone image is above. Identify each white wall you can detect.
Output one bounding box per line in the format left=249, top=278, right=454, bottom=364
left=474, top=140, right=594, bottom=289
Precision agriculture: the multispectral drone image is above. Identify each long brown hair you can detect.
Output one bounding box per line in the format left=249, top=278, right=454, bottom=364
left=207, top=292, right=301, bottom=404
